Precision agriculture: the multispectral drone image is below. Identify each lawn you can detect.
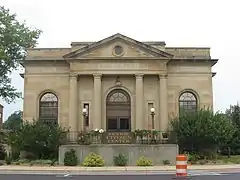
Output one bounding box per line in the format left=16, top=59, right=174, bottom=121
left=217, top=155, right=240, bottom=164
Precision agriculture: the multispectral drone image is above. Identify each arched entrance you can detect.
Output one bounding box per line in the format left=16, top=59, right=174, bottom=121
left=106, top=89, right=131, bottom=132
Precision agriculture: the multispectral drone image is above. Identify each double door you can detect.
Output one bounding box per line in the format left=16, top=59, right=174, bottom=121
left=107, top=116, right=130, bottom=132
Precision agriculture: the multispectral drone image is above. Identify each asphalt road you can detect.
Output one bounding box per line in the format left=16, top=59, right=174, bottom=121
left=0, top=173, right=240, bottom=180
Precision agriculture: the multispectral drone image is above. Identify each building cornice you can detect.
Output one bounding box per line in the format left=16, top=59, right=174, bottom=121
left=21, top=58, right=218, bottom=67
left=169, top=58, right=218, bottom=67
left=212, top=72, right=217, bottom=77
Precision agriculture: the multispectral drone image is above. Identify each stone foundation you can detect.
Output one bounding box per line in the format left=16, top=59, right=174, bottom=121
left=59, top=144, right=179, bottom=166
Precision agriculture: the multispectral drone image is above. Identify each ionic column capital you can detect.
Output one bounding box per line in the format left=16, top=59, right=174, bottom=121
left=69, top=73, right=78, bottom=78
left=93, top=73, right=102, bottom=79
left=159, top=74, right=168, bottom=79
left=135, top=73, right=144, bottom=79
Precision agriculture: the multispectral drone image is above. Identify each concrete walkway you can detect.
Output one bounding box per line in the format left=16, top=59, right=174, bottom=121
left=0, top=165, right=240, bottom=172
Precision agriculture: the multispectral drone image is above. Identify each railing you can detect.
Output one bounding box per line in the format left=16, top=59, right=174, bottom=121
left=65, top=130, right=176, bottom=145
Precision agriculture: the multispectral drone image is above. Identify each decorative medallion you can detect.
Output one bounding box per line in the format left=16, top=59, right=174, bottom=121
left=115, top=76, right=122, bottom=86
left=113, top=45, right=124, bottom=57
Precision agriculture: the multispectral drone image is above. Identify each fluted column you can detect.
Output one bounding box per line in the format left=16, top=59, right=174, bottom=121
left=159, top=74, right=168, bottom=131
left=135, top=74, right=144, bottom=130
left=93, top=74, right=102, bottom=130
left=69, top=74, right=78, bottom=142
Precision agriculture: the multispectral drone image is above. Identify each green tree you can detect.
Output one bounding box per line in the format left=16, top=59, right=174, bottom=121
left=226, top=103, right=240, bottom=128
left=6, top=120, right=67, bottom=160
left=223, top=104, right=240, bottom=155
left=0, top=6, right=41, bottom=103
left=3, top=110, right=23, bottom=130
left=171, top=109, right=235, bottom=155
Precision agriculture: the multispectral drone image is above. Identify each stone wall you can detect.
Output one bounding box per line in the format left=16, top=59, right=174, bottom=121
left=59, top=144, right=179, bottom=166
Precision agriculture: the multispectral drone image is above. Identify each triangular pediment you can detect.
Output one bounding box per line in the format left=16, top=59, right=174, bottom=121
left=63, top=33, right=174, bottom=59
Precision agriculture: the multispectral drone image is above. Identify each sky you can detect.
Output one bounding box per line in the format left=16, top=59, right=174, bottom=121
left=0, top=0, right=240, bottom=120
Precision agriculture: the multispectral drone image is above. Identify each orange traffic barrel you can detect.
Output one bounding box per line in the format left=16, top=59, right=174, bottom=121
left=176, top=154, right=188, bottom=177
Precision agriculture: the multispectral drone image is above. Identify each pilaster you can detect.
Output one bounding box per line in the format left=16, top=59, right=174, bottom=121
left=93, top=73, right=102, bottom=129
left=135, top=74, right=144, bottom=130
left=68, top=74, right=78, bottom=142
left=159, top=74, right=168, bottom=131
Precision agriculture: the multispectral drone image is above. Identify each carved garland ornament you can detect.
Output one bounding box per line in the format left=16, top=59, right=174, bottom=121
left=115, top=76, right=122, bottom=86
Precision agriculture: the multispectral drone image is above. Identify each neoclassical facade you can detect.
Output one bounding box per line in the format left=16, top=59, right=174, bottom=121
left=21, top=33, right=217, bottom=133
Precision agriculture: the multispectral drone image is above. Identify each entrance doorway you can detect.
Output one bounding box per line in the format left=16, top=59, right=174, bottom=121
left=106, top=89, right=131, bottom=132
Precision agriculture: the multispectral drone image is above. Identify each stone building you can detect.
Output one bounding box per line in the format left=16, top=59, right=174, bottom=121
left=21, top=33, right=217, bottom=134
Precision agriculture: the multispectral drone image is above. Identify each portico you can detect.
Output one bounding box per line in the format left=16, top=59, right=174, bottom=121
left=67, top=72, right=169, bottom=133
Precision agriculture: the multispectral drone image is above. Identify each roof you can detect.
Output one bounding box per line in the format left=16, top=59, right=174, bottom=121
left=64, top=33, right=173, bottom=59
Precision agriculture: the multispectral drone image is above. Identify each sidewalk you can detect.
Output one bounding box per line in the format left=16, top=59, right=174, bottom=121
left=0, top=164, right=240, bottom=172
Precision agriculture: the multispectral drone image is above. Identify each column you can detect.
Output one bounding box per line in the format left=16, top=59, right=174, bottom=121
left=93, top=74, right=102, bottom=129
left=69, top=74, right=78, bottom=142
left=135, top=74, right=144, bottom=130
left=159, top=74, right=168, bottom=132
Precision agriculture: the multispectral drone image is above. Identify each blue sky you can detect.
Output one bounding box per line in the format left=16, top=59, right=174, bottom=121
left=1, top=0, right=240, bottom=120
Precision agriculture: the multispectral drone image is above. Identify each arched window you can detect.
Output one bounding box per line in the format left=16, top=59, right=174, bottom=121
left=179, top=91, right=197, bottom=113
left=39, top=92, right=58, bottom=126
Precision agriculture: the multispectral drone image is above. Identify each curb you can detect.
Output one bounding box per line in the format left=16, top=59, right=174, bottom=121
left=0, top=169, right=176, bottom=172
left=0, top=165, right=240, bottom=173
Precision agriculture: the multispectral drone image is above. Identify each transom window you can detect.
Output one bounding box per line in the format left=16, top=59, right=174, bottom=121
left=109, top=92, right=129, bottom=103
left=39, top=92, right=58, bottom=126
left=107, top=90, right=130, bottom=104
left=179, top=91, right=197, bottom=113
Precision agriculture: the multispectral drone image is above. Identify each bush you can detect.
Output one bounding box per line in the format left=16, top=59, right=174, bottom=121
left=11, top=147, right=20, bottom=160
left=136, top=156, right=153, bottom=166
left=0, top=144, right=6, bottom=160
left=64, top=149, right=78, bottom=166
left=171, top=109, right=235, bottom=154
left=5, top=156, right=12, bottom=165
left=113, top=153, right=128, bottom=166
left=6, top=120, right=67, bottom=160
left=82, top=152, right=104, bottom=167
left=162, top=160, right=171, bottom=165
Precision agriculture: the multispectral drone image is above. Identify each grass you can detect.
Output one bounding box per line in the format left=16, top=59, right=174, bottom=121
left=5, top=155, right=240, bottom=166
left=11, top=159, right=57, bottom=166
left=188, top=154, right=240, bottom=165
left=217, top=155, right=240, bottom=164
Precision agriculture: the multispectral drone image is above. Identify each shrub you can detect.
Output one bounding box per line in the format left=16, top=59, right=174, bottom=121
left=199, top=159, right=207, bottom=165
left=5, top=156, right=12, bottom=165
left=113, top=153, right=128, bottom=166
left=187, top=153, right=200, bottom=164
left=162, top=160, right=171, bottom=165
left=82, top=152, right=104, bottom=167
left=64, top=149, right=78, bottom=166
left=171, top=109, right=235, bottom=154
left=136, top=156, right=153, bottom=166
left=6, top=120, right=67, bottom=160
left=0, top=144, right=6, bottom=160
left=11, top=147, right=20, bottom=160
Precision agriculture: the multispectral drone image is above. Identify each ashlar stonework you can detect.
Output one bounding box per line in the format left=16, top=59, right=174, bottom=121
left=21, top=33, right=218, bottom=134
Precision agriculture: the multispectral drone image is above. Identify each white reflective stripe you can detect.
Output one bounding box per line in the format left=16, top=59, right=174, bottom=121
left=176, top=161, right=187, bottom=165
left=176, top=169, right=187, bottom=173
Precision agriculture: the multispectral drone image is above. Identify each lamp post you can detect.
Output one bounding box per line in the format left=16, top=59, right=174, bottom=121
left=150, top=107, right=155, bottom=129
left=82, top=108, right=88, bottom=132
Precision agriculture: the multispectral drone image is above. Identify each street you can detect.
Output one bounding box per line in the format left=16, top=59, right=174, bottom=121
left=0, top=173, right=240, bottom=180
